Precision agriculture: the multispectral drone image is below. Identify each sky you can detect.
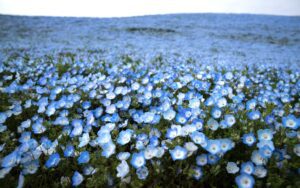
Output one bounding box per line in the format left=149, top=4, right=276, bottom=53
left=0, top=0, right=299, bottom=17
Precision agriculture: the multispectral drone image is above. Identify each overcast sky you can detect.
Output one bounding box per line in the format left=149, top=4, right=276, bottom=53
left=0, top=0, right=299, bottom=17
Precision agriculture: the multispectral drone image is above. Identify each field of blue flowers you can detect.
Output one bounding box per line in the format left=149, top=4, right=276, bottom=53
left=0, top=14, right=300, bottom=188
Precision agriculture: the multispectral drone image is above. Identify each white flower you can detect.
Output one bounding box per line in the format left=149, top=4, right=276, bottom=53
left=226, top=162, right=239, bottom=174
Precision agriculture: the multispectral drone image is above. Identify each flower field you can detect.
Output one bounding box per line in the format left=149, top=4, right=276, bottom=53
left=0, top=14, right=300, bottom=187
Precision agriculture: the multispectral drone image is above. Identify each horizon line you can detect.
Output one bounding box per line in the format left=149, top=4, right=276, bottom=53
left=1, top=12, right=300, bottom=19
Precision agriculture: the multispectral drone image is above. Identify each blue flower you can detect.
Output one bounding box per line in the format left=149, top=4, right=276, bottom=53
left=117, top=152, right=131, bottom=161
left=101, top=141, right=116, bottom=158
left=166, top=127, right=180, bottom=139
left=220, top=138, right=234, bottom=152
left=191, top=119, right=204, bottom=131
left=232, top=95, right=243, bottom=104
left=17, top=173, right=24, bottom=188
left=106, top=104, right=116, bottom=114
left=207, top=154, right=220, bottom=165
left=247, top=111, right=261, bottom=120
left=70, top=120, right=83, bottom=137
left=53, top=116, right=69, bottom=126
left=226, top=162, right=239, bottom=174
left=190, top=131, right=206, bottom=146
left=45, top=153, right=60, bottom=168
left=224, top=115, right=236, bottom=127
left=0, top=167, right=12, bottom=178
left=64, top=144, right=75, bottom=157
left=72, top=171, right=84, bottom=186
left=22, top=160, right=40, bottom=175
left=169, top=146, right=187, bottom=161
left=46, top=104, right=56, bottom=117
left=117, top=129, right=133, bottom=145
left=116, top=160, right=130, bottom=178
left=142, top=112, right=156, bottom=124
left=251, top=150, right=265, bottom=165
left=175, top=113, right=187, bottom=124
left=77, top=151, right=90, bottom=164
left=205, top=140, right=221, bottom=154
left=93, top=107, right=103, bottom=118
left=235, top=173, right=255, bottom=188
left=83, top=165, right=97, bottom=175
left=144, top=145, right=159, bottom=160
left=149, top=135, right=159, bottom=146
left=18, top=132, right=31, bottom=143
left=0, top=113, right=8, bottom=124
left=188, top=98, right=200, bottom=109
left=78, top=133, right=90, bottom=148
left=130, top=152, right=146, bottom=169
left=135, top=140, right=145, bottom=150
left=253, top=165, right=267, bottom=178
left=216, top=97, right=227, bottom=108
left=242, top=133, right=256, bottom=146
left=0, top=144, right=7, bottom=154
left=246, top=99, right=257, bottom=110
left=265, top=115, right=275, bottom=125
left=20, top=119, right=31, bottom=129
left=86, top=111, right=95, bottom=125
left=32, top=122, right=46, bottom=134
left=96, top=130, right=112, bottom=146
left=241, top=162, right=255, bottom=175
left=294, top=144, right=300, bottom=157
left=163, top=109, right=176, bottom=121
left=192, top=166, right=203, bottom=180
left=257, top=129, right=273, bottom=141
left=211, top=107, right=222, bottom=119
left=282, top=115, right=299, bottom=130
left=82, top=101, right=91, bottom=109
left=258, top=145, right=273, bottom=159
left=207, top=118, right=219, bottom=131
left=196, top=154, right=208, bottom=166
left=1, top=151, right=19, bottom=168
left=136, top=166, right=149, bottom=180
left=224, top=72, right=233, bottom=80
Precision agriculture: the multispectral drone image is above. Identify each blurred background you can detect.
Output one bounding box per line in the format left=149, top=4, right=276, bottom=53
left=0, top=0, right=300, bottom=17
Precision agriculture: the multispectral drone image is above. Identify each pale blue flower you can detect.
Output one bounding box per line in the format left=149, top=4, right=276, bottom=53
left=1, top=151, right=19, bottom=168
left=117, top=129, right=133, bottom=145
left=101, top=141, right=116, bottom=158
left=72, top=171, right=84, bottom=186
left=117, top=152, right=131, bottom=161
left=196, top=154, right=208, bottom=166
left=235, top=173, right=255, bottom=188
left=192, top=166, right=203, bottom=180
left=116, top=160, right=129, bottom=178
left=32, top=122, right=46, bottom=134
left=226, top=162, right=239, bottom=174
left=83, top=165, right=97, bottom=175
left=130, top=152, right=146, bottom=169
left=163, top=109, right=176, bottom=121
left=257, top=129, right=273, bottom=141
left=190, top=131, right=207, bottom=146
left=78, top=133, right=90, bottom=148
left=169, top=146, right=187, bottom=161
left=136, top=166, right=149, bottom=180
left=205, top=140, right=221, bottom=154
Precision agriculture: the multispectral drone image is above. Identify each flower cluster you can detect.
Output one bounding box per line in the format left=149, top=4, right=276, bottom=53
left=0, top=53, right=299, bottom=188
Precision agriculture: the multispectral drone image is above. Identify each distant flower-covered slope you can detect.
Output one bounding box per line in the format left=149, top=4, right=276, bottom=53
left=0, top=14, right=299, bottom=67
